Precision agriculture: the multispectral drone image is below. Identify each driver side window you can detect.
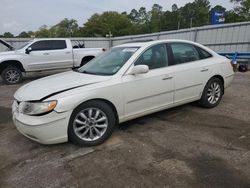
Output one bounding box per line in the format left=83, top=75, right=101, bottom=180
left=134, top=44, right=168, bottom=70
left=30, top=41, right=51, bottom=51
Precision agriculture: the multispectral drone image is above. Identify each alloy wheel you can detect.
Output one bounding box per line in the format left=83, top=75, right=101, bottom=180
left=207, top=82, right=221, bottom=104
left=5, top=69, right=21, bottom=84
left=73, top=107, right=108, bottom=141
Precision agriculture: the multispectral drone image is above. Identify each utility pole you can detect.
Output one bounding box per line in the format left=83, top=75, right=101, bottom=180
left=190, top=17, right=193, bottom=28
left=178, top=11, right=181, bottom=30
left=190, top=10, right=194, bottom=28
left=106, top=31, right=113, bottom=49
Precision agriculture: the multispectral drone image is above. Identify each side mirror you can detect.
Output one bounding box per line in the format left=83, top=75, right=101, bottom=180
left=129, top=65, right=149, bottom=75
left=25, top=47, right=32, bottom=54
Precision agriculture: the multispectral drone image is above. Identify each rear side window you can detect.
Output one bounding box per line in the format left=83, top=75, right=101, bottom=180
left=50, top=40, right=67, bottom=50
left=170, top=43, right=200, bottom=64
left=196, top=47, right=212, bottom=59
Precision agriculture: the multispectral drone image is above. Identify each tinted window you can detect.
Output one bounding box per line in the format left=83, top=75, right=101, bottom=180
left=135, top=44, right=168, bottom=70
left=51, top=40, right=67, bottom=50
left=197, top=47, right=212, bottom=59
left=30, top=40, right=66, bottom=51
left=30, top=41, right=51, bottom=51
left=170, top=43, right=200, bottom=64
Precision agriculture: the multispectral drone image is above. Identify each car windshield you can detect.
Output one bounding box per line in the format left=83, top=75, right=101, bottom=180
left=15, top=40, right=33, bottom=50
left=78, top=47, right=139, bottom=76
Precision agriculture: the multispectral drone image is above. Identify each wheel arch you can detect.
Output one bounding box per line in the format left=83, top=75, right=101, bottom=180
left=0, top=60, right=25, bottom=74
left=201, top=74, right=225, bottom=99
left=210, top=75, right=225, bottom=94
left=80, top=56, right=95, bottom=66
left=71, top=98, right=119, bottom=125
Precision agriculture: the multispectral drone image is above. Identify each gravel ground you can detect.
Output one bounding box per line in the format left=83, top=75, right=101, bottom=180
left=0, top=71, right=250, bottom=188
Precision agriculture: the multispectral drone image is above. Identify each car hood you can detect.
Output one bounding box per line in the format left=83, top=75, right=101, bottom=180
left=14, top=71, right=111, bottom=101
left=0, top=50, right=21, bottom=56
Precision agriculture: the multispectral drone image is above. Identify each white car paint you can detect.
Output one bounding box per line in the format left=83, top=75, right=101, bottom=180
left=0, top=38, right=104, bottom=72
left=12, top=39, right=234, bottom=145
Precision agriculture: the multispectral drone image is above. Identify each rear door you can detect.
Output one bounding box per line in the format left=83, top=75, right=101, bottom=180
left=168, top=42, right=211, bottom=103
left=46, top=40, right=73, bottom=69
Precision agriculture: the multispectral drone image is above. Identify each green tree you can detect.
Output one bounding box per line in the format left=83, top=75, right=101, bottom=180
left=230, top=0, right=250, bottom=18
left=150, top=4, right=163, bottom=32
left=129, top=9, right=139, bottom=24
left=172, top=4, right=178, bottom=12
left=161, top=10, right=179, bottom=31
left=128, top=7, right=151, bottom=34
left=225, top=10, right=248, bottom=22
left=18, top=31, right=30, bottom=38
left=138, top=7, right=151, bottom=33
left=35, top=25, right=50, bottom=37
left=50, top=18, right=79, bottom=37
left=160, top=4, right=181, bottom=31
left=2, top=32, right=14, bottom=38
left=211, top=5, right=226, bottom=12
left=82, top=11, right=135, bottom=37
left=179, top=0, right=210, bottom=28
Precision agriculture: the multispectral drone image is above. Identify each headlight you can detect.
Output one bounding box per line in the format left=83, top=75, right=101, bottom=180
left=19, top=101, right=57, bottom=116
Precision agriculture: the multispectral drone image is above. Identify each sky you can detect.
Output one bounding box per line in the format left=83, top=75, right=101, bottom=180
left=0, top=0, right=234, bottom=35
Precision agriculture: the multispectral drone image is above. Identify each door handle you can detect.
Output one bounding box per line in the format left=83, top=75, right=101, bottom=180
left=162, top=75, right=173, bottom=80
left=201, top=68, right=208, bottom=72
left=43, top=53, right=50, bottom=55
left=65, top=51, right=71, bottom=54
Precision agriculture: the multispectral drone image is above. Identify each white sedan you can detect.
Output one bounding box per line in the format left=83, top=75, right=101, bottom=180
left=12, top=40, right=234, bottom=146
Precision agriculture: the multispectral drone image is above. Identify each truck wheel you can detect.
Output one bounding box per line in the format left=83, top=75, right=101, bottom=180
left=1, top=66, right=23, bottom=85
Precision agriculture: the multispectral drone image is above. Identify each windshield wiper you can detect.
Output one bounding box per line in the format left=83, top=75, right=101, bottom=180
left=81, top=70, right=98, bottom=75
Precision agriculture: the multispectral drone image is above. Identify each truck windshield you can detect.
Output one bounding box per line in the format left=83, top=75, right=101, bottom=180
left=78, top=47, right=139, bottom=76
left=15, top=41, right=33, bottom=50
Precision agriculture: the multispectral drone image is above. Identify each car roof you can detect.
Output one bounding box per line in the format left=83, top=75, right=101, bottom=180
left=33, top=38, right=68, bottom=41
left=116, top=39, right=198, bottom=48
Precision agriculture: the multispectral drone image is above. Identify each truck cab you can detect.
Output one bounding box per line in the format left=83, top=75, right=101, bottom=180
left=0, top=38, right=104, bottom=84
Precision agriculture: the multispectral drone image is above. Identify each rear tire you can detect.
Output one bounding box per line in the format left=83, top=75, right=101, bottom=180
left=68, top=101, right=116, bottom=146
left=1, top=66, right=23, bottom=85
left=199, top=77, right=223, bottom=108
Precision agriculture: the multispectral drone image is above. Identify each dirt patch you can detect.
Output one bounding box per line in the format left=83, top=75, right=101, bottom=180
left=0, top=71, right=250, bottom=187
left=185, top=153, right=250, bottom=188
left=0, top=107, right=11, bottom=125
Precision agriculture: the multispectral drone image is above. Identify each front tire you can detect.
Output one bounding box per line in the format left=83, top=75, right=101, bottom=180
left=199, top=77, right=223, bottom=108
left=1, top=66, right=23, bottom=85
left=68, top=101, right=116, bottom=146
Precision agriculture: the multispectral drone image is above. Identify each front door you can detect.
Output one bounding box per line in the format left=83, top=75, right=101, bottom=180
left=25, top=40, right=72, bottom=71
left=122, top=43, right=174, bottom=118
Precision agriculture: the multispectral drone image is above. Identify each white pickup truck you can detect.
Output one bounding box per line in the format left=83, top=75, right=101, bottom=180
left=0, top=38, right=105, bottom=84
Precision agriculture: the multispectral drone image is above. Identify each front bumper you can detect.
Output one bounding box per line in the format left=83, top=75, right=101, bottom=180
left=12, top=102, right=72, bottom=144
